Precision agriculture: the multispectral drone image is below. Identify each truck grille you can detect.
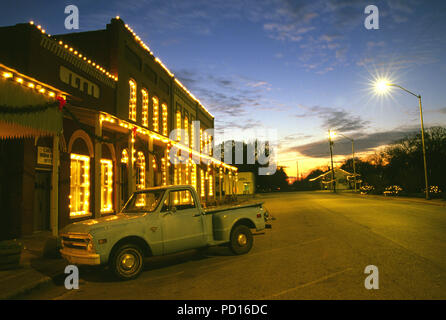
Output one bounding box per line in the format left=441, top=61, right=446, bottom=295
left=61, top=233, right=90, bottom=250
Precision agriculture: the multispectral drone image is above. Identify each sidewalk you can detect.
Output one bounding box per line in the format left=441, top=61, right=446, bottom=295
left=0, top=231, right=67, bottom=299
left=337, top=192, right=446, bottom=207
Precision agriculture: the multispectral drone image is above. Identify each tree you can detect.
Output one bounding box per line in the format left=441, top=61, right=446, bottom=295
left=215, top=140, right=290, bottom=193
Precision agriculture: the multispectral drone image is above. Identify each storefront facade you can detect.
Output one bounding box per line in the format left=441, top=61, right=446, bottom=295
left=0, top=19, right=238, bottom=239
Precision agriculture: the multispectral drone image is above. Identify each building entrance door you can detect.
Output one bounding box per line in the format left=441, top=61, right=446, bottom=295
left=33, top=171, right=51, bottom=232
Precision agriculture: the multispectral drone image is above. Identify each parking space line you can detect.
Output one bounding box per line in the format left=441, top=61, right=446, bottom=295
left=264, top=267, right=353, bottom=299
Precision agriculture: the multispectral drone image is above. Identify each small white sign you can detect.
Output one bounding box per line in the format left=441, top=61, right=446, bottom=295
left=37, top=146, right=52, bottom=165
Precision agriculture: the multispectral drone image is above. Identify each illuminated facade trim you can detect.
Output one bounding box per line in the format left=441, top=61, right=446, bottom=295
left=152, top=96, right=159, bottom=132
left=129, top=79, right=137, bottom=121
left=141, top=88, right=149, bottom=127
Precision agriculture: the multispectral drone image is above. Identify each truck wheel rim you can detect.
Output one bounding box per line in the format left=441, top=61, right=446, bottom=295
left=120, top=253, right=136, bottom=270
left=237, top=234, right=247, bottom=246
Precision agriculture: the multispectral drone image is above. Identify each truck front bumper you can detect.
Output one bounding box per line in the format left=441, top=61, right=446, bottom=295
left=60, top=248, right=101, bottom=265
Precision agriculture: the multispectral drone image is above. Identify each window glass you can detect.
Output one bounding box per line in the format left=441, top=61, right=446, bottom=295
left=121, top=190, right=164, bottom=214
left=69, top=154, right=91, bottom=217
left=152, top=96, right=159, bottom=132
left=100, top=159, right=113, bottom=213
left=166, top=190, right=196, bottom=211
left=129, top=80, right=137, bottom=121
left=162, top=103, right=168, bottom=136
left=141, top=88, right=149, bottom=127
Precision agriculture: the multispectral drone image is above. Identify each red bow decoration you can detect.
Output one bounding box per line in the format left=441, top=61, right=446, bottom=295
left=56, top=96, right=66, bottom=111
left=132, top=127, right=137, bottom=137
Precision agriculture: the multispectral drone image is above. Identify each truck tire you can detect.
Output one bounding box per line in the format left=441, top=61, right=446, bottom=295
left=109, top=243, right=144, bottom=281
left=229, top=225, right=253, bottom=255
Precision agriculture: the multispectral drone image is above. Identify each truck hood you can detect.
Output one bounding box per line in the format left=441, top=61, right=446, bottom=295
left=60, top=213, right=144, bottom=235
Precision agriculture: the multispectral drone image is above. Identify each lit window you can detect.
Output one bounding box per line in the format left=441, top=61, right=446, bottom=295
left=121, top=149, right=129, bottom=164
left=129, top=80, right=137, bottom=121
left=161, top=157, right=167, bottom=185
left=100, top=159, right=113, bottom=213
left=176, top=110, right=181, bottom=142
left=191, top=163, right=197, bottom=191
left=184, top=163, right=190, bottom=202
left=152, top=96, right=159, bottom=132
left=162, top=103, right=168, bottom=136
left=69, top=154, right=91, bottom=217
left=141, top=89, right=149, bottom=127
left=200, top=169, right=205, bottom=197
left=136, top=152, right=146, bottom=190
left=190, top=119, right=195, bottom=150
left=184, top=116, right=189, bottom=147
left=173, top=163, right=182, bottom=204
left=200, top=128, right=203, bottom=152
left=208, top=134, right=212, bottom=156
left=208, top=172, right=213, bottom=196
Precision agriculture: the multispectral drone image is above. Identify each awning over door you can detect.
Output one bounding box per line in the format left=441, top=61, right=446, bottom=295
left=0, top=64, right=66, bottom=139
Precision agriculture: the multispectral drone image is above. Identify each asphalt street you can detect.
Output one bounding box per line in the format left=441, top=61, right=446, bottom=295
left=18, top=192, right=446, bottom=299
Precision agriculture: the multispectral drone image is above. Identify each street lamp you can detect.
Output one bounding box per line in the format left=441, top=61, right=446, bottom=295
left=374, top=79, right=430, bottom=200
left=331, top=132, right=357, bottom=193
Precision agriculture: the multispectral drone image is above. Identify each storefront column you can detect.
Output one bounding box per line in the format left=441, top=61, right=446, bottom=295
left=148, top=137, right=154, bottom=187
left=219, top=167, right=222, bottom=203
left=50, top=134, right=59, bottom=236
left=94, top=115, right=102, bottom=218
left=212, top=168, right=216, bottom=201
left=128, top=133, right=135, bottom=195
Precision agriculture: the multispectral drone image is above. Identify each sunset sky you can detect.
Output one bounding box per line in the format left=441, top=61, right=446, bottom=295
left=2, top=0, right=446, bottom=178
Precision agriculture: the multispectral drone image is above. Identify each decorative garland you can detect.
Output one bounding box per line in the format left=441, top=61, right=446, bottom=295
left=0, top=101, right=60, bottom=114
left=0, top=96, right=164, bottom=159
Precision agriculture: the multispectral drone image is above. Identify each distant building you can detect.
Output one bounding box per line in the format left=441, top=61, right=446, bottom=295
left=309, top=167, right=360, bottom=191
left=236, top=172, right=255, bottom=195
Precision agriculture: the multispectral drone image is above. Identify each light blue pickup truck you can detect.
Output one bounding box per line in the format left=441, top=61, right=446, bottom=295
left=60, top=185, right=272, bottom=280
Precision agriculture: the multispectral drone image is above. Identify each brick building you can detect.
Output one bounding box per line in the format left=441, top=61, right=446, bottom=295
left=0, top=18, right=238, bottom=239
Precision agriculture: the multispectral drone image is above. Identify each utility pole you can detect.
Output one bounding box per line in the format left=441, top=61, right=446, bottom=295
left=328, top=130, right=336, bottom=193
left=296, top=160, right=299, bottom=182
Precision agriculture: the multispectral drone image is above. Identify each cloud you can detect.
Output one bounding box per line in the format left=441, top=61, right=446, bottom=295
left=285, top=127, right=420, bottom=158
left=296, top=106, right=370, bottom=132
left=173, top=68, right=271, bottom=124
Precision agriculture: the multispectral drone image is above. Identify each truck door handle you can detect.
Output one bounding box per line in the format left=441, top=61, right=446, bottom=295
left=193, top=213, right=201, bottom=217
left=162, top=211, right=172, bottom=217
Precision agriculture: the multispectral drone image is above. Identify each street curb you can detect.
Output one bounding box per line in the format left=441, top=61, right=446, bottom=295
left=2, top=274, right=54, bottom=300
left=0, top=260, right=67, bottom=299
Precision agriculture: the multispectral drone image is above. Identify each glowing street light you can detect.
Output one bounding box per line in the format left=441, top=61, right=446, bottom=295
left=373, top=79, right=430, bottom=200
left=374, top=78, right=392, bottom=95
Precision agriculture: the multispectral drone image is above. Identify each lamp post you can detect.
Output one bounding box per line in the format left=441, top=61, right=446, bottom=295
left=374, top=80, right=430, bottom=200
left=328, top=130, right=336, bottom=193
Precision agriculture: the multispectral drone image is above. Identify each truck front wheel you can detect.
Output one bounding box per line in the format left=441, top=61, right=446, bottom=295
left=229, top=225, right=253, bottom=255
left=110, top=244, right=144, bottom=280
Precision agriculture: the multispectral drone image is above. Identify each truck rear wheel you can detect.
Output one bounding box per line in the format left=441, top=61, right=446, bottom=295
left=110, top=244, right=144, bottom=281
left=229, top=225, right=253, bottom=255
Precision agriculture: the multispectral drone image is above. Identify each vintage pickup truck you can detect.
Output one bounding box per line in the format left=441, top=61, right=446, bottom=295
left=60, top=185, right=272, bottom=280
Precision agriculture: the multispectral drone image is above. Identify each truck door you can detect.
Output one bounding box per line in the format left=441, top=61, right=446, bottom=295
left=161, top=189, right=206, bottom=254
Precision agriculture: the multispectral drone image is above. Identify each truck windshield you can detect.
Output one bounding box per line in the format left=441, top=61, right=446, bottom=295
left=121, top=190, right=165, bottom=214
